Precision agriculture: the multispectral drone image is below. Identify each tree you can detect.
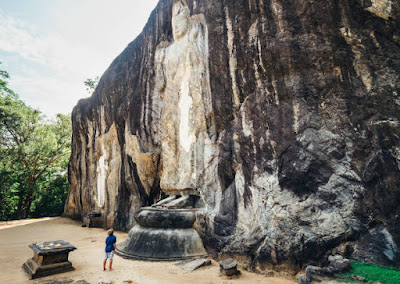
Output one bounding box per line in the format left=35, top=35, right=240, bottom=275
left=84, top=76, right=99, bottom=94
left=0, top=63, right=72, bottom=220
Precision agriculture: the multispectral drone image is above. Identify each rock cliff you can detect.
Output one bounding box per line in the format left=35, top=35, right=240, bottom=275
left=65, top=0, right=400, bottom=271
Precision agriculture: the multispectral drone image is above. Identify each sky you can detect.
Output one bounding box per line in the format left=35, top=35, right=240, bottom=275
left=0, top=0, right=159, bottom=118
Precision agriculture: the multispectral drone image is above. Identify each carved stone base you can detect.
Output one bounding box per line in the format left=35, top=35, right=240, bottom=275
left=116, top=225, right=207, bottom=260
left=116, top=200, right=207, bottom=261
left=22, top=258, right=74, bottom=279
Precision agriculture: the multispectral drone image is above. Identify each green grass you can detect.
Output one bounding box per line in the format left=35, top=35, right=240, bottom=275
left=336, top=261, right=400, bottom=283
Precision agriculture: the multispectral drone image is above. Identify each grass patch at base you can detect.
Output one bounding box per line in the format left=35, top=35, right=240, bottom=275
left=336, top=261, right=400, bottom=283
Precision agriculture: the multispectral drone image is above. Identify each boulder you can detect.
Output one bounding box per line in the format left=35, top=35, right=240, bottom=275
left=298, top=255, right=351, bottom=284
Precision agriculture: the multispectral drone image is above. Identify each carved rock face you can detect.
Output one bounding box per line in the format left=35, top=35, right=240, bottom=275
left=157, top=0, right=216, bottom=194
left=172, top=1, right=190, bottom=40
left=65, top=0, right=400, bottom=269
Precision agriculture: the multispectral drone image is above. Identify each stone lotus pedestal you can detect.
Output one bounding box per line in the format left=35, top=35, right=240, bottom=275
left=116, top=195, right=207, bottom=261
left=22, top=241, right=76, bottom=279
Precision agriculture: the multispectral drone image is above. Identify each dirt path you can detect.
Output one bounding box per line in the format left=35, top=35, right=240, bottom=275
left=0, top=217, right=54, bottom=230
left=0, top=217, right=296, bottom=284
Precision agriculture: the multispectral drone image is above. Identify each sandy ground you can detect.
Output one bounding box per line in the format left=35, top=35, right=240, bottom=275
left=0, top=217, right=297, bottom=284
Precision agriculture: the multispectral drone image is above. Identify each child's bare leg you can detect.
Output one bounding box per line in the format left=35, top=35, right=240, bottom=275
left=109, top=259, right=113, bottom=270
left=103, top=259, right=107, bottom=271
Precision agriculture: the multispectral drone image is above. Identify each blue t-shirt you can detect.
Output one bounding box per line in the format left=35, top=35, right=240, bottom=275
left=105, top=235, right=116, bottom=252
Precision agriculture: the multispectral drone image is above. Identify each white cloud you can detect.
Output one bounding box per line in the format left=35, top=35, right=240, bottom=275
left=0, top=9, right=101, bottom=116
left=0, top=0, right=159, bottom=118
left=0, top=17, right=48, bottom=74
left=0, top=9, right=106, bottom=78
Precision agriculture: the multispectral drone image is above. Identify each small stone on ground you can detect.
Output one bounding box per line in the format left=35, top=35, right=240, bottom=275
left=183, top=259, right=212, bottom=271
left=351, top=275, right=366, bottom=282
left=219, top=258, right=240, bottom=276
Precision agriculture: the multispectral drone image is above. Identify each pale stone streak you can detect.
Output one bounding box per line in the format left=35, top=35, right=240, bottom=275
left=124, top=123, right=159, bottom=195
left=341, top=27, right=373, bottom=91
left=92, top=124, right=121, bottom=217
left=257, top=38, right=267, bottom=74
left=178, top=68, right=194, bottom=152
left=270, top=0, right=285, bottom=35
left=292, top=99, right=301, bottom=134
left=96, top=143, right=107, bottom=208
left=225, top=7, right=240, bottom=115
left=366, top=0, right=393, bottom=20
left=241, top=108, right=254, bottom=137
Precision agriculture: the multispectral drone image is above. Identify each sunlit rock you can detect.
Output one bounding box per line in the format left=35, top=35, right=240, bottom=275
left=156, top=0, right=217, bottom=196
left=65, top=0, right=400, bottom=270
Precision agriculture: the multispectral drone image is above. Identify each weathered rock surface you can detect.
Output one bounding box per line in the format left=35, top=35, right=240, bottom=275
left=65, top=0, right=400, bottom=271
left=298, top=255, right=351, bottom=284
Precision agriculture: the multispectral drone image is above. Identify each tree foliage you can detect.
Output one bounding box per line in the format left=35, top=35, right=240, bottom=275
left=0, top=63, right=71, bottom=220
left=84, top=76, right=99, bottom=94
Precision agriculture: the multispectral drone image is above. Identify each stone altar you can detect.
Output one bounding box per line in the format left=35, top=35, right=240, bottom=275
left=22, top=241, right=76, bottom=279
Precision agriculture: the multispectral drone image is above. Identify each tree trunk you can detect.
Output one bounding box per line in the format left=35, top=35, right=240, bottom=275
left=16, top=189, right=26, bottom=219
left=20, top=188, right=34, bottom=219
left=16, top=181, right=35, bottom=219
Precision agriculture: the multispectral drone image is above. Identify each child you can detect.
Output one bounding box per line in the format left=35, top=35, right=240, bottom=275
left=103, top=229, right=117, bottom=271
